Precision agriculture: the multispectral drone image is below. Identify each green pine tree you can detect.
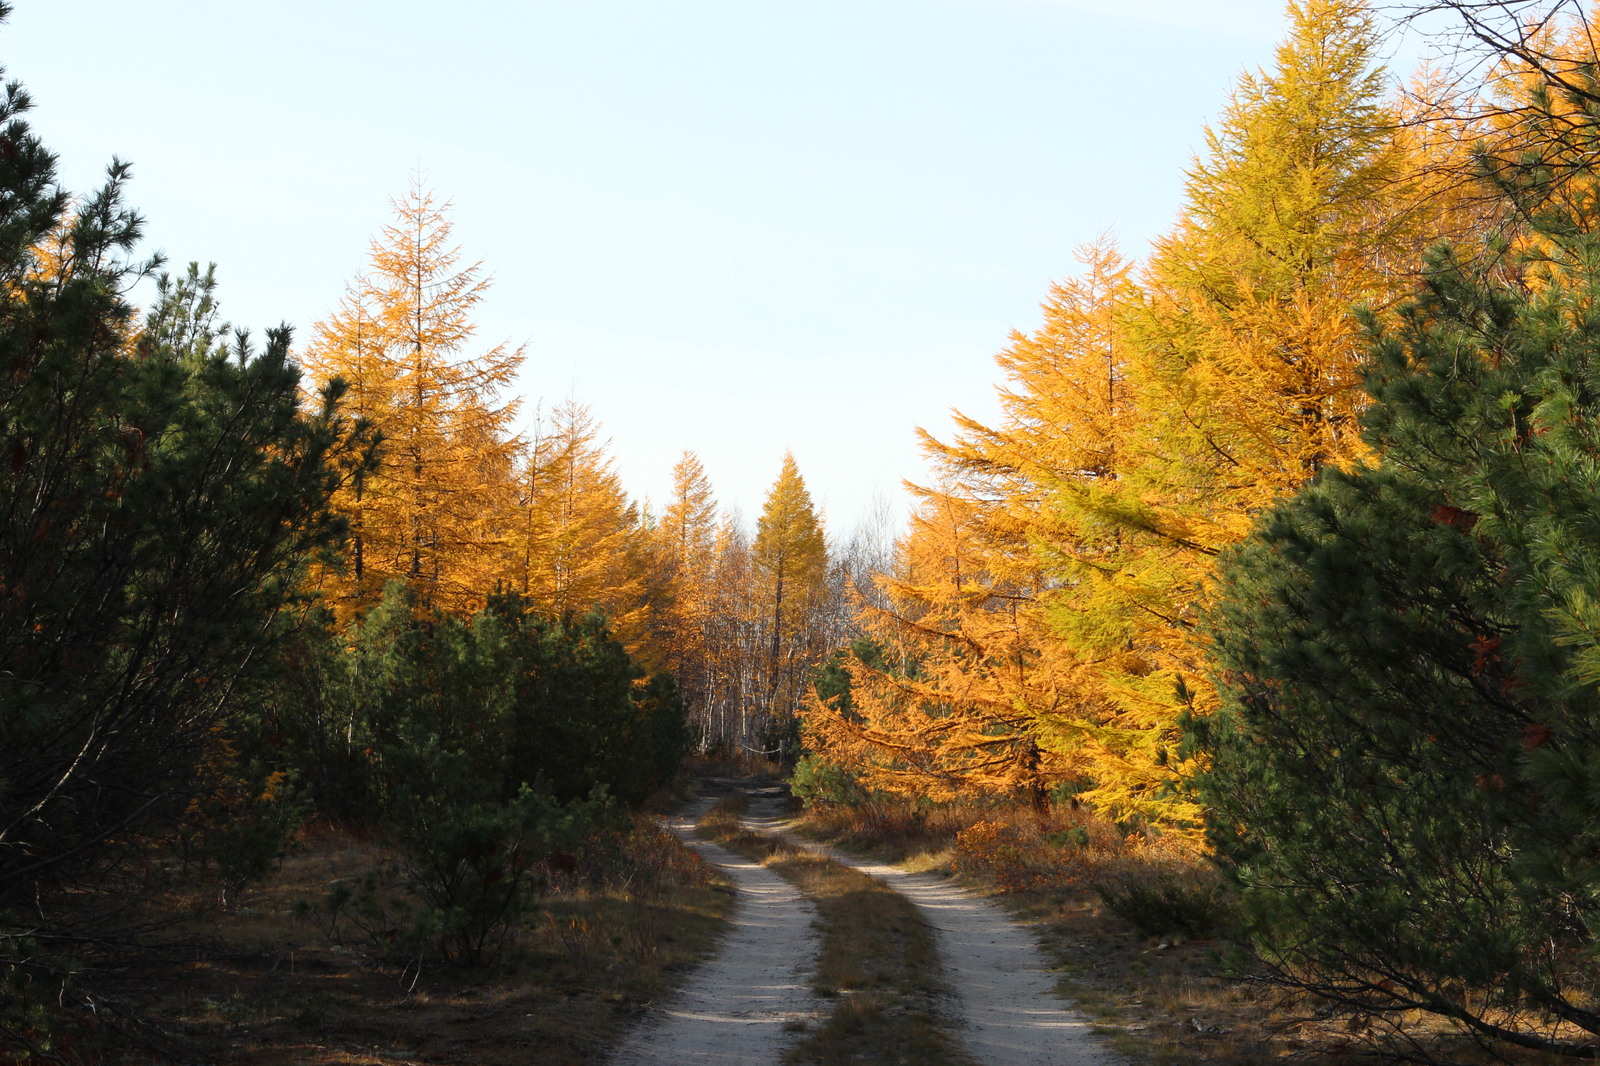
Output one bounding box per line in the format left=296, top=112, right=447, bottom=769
left=1, top=237, right=368, bottom=902
left=1194, top=220, right=1600, bottom=1056
left=0, top=46, right=372, bottom=1048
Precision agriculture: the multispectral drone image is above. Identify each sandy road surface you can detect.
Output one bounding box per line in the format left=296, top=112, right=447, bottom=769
left=744, top=793, right=1124, bottom=1066
left=605, top=798, right=822, bottom=1066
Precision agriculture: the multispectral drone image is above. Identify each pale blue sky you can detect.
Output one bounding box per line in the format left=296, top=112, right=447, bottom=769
left=10, top=1, right=1332, bottom=535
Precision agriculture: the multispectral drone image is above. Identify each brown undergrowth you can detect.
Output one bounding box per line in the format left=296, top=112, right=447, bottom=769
left=28, top=813, right=732, bottom=1066
left=698, top=794, right=976, bottom=1066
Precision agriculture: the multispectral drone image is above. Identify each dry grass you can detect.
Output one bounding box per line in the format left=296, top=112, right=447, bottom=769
left=698, top=795, right=975, bottom=1066
left=38, top=814, right=733, bottom=1065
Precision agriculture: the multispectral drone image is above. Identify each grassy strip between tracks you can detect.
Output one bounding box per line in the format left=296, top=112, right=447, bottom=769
left=698, top=793, right=976, bottom=1066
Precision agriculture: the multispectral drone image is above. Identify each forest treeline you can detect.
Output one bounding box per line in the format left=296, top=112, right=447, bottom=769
left=9, top=0, right=1600, bottom=1060
left=292, top=178, right=874, bottom=760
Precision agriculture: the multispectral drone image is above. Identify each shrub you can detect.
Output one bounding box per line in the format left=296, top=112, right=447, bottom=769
left=1095, top=865, right=1233, bottom=940
left=952, top=820, right=1044, bottom=892
left=790, top=754, right=866, bottom=808
left=386, top=775, right=617, bottom=965
left=577, top=814, right=717, bottom=900
left=277, top=584, right=688, bottom=966
left=950, top=814, right=1126, bottom=893
left=177, top=762, right=306, bottom=909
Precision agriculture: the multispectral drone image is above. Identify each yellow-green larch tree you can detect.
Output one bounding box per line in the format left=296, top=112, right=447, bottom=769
left=301, top=178, right=523, bottom=615
left=1033, top=0, right=1422, bottom=819
left=1130, top=0, right=1413, bottom=508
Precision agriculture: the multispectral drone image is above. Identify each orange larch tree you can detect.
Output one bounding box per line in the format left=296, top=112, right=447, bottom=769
left=803, top=240, right=1146, bottom=814
left=701, top=515, right=763, bottom=750
left=651, top=451, right=721, bottom=746
left=301, top=178, right=523, bottom=615
left=807, top=489, right=1087, bottom=809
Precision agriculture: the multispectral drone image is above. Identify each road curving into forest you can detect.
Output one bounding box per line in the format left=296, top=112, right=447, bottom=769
left=607, top=783, right=1123, bottom=1066
left=605, top=797, right=823, bottom=1066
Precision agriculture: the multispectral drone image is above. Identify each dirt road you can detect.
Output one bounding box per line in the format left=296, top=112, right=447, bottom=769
left=605, top=798, right=822, bottom=1066
left=608, top=789, right=1122, bottom=1066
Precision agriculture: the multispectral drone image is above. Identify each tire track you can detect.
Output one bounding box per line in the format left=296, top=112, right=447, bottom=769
left=743, top=797, right=1124, bottom=1066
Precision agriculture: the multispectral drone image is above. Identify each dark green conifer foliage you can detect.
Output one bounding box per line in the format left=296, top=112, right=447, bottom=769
left=285, top=583, right=687, bottom=962
left=488, top=590, right=689, bottom=807
left=297, top=582, right=688, bottom=817
left=1195, top=227, right=1600, bottom=1056
left=0, top=195, right=364, bottom=906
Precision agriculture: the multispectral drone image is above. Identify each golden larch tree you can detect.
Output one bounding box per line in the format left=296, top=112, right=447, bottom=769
left=752, top=453, right=830, bottom=755
left=301, top=178, right=523, bottom=614
left=702, top=516, right=761, bottom=750
left=806, top=489, right=1084, bottom=810
left=651, top=451, right=721, bottom=746
left=302, top=283, right=394, bottom=602
left=803, top=240, right=1171, bottom=817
